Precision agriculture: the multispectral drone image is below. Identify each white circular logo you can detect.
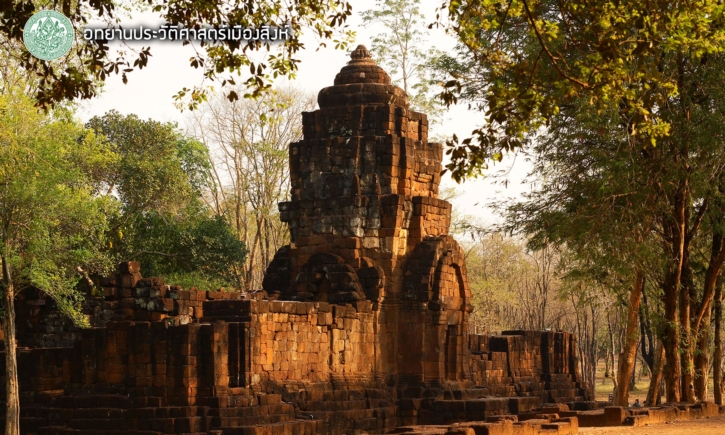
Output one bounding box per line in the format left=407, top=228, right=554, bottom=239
left=23, top=10, right=75, bottom=61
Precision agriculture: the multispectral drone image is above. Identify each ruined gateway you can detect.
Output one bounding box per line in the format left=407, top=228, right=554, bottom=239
left=2, top=46, right=590, bottom=434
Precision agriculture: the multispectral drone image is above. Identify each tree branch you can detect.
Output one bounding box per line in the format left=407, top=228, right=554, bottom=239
left=687, top=198, right=708, bottom=243
left=125, top=250, right=180, bottom=261
left=521, top=0, right=589, bottom=89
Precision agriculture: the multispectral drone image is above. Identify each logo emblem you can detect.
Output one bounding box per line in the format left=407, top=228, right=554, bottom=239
left=23, top=10, right=74, bottom=61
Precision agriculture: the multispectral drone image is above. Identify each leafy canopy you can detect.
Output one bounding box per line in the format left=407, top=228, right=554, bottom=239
left=361, top=0, right=444, bottom=120
left=0, top=90, right=116, bottom=325
left=86, top=110, right=246, bottom=288
left=2, top=0, right=355, bottom=109
left=436, top=0, right=725, bottom=181
left=120, top=209, right=247, bottom=289
left=86, top=110, right=198, bottom=214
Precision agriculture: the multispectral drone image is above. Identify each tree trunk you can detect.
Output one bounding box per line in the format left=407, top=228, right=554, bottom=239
left=614, top=268, right=644, bottom=406
left=694, top=309, right=710, bottom=401
left=646, top=341, right=666, bottom=406
left=639, top=282, right=655, bottom=374
left=2, top=255, right=19, bottom=435
left=244, top=217, right=264, bottom=291
left=607, top=311, right=618, bottom=393
left=588, top=304, right=598, bottom=401
left=662, top=54, right=689, bottom=404
left=692, top=232, right=725, bottom=401
left=663, top=203, right=685, bottom=403
left=715, top=277, right=724, bottom=405
left=680, top=251, right=695, bottom=402
left=663, top=276, right=682, bottom=404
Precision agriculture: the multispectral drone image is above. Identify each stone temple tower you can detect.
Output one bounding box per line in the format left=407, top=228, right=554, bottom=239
left=262, top=45, right=473, bottom=384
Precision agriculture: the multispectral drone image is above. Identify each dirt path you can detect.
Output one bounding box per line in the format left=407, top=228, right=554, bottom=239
left=578, top=415, right=725, bottom=434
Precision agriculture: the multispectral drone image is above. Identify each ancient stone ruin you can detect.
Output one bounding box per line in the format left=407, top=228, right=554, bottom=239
left=8, top=45, right=696, bottom=435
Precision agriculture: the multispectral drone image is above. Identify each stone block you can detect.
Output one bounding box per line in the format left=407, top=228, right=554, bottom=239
left=120, top=272, right=142, bottom=288
left=603, top=406, right=627, bottom=426
left=118, top=261, right=141, bottom=274
left=445, top=427, right=475, bottom=435
left=465, top=420, right=513, bottom=435
left=512, top=422, right=536, bottom=435
left=553, top=417, right=577, bottom=433
left=541, top=421, right=572, bottom=435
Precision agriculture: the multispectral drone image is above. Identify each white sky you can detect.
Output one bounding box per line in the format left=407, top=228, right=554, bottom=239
left=77, top=1, right=531, bottom=225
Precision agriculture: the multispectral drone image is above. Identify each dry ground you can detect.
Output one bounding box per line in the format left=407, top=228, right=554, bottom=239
left=583, top=361, right=725, bottom=432
left=578, top=414, right=725, bottom=434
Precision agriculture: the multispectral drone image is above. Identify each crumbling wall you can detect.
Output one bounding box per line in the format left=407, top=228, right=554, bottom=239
left=0, top=309, right=587, bottom=434
left=466, top=331, right=586, bottom=402
left=14, top=261, right=250, bottom=349
left=203, top=299, right=378, bottom=384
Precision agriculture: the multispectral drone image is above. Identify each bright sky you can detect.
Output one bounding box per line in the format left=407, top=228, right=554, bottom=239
left=77, top=1, right=531, bottom=225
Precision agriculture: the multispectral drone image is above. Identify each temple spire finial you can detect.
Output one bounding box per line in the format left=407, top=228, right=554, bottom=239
left=350, top=45, right=372, bottom=60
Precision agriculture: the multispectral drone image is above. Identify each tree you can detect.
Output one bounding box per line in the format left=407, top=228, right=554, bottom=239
left=497, top=90, right=663, bottom=405
left=462, top=232, right=569, bottom=334
left=187, top=86, right=316, bottom=290
left=1, top=0, right=354, bottom=109
left=86, top=111, right=196, bottom=214
left=86, top=111, right=247, bottom=288
left=0, top=90, right=116, bottom=435
left=464, top=233, right=527, bottom=333
left=560, top=276, right=612, bottom=401
left=361, top=0, right=444, bottom=120
left=715, top=277, right=724, bottom=404
left=439, top=0, right=725, bottom=403
left=437, top=0, right=725, bottom=180
left=120, top=210, right=247, bottom=290
left=500, top=76, right=725, bottom=404
left=637, top=269, right=667, bottom=405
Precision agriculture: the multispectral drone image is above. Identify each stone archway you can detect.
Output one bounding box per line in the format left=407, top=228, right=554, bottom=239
left=402, top=235, right=473, bottom=382
left=287, top=253, right=367, bottom=303
left=443, top=263, right=467, bottom=380
left=403, top=235, right=471, bottom=312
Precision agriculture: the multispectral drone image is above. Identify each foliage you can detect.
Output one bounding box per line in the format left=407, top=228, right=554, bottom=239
left=121, top=209, right=247, bottom=288
left=187, top=86, right=316, bottom=290
left=1, top=0, right=355, bottom=109
left=459, top=227, right=628, bottom=402
left=0, top=90, right=116, bottom=324
left=86, top=110, right=246, bottom=287
left=361, top=0, right=444, bottom=121
left=436, top=0, right=725, bottom=181
left=559, top=273, right=615, bottom=401
left=461, top=232, right=569, bottom=333
left=86, top=110, right=199, bottom=214
left=500, top=97, right=657, bottom=279
left=469, top=1, right=725, bottom=400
